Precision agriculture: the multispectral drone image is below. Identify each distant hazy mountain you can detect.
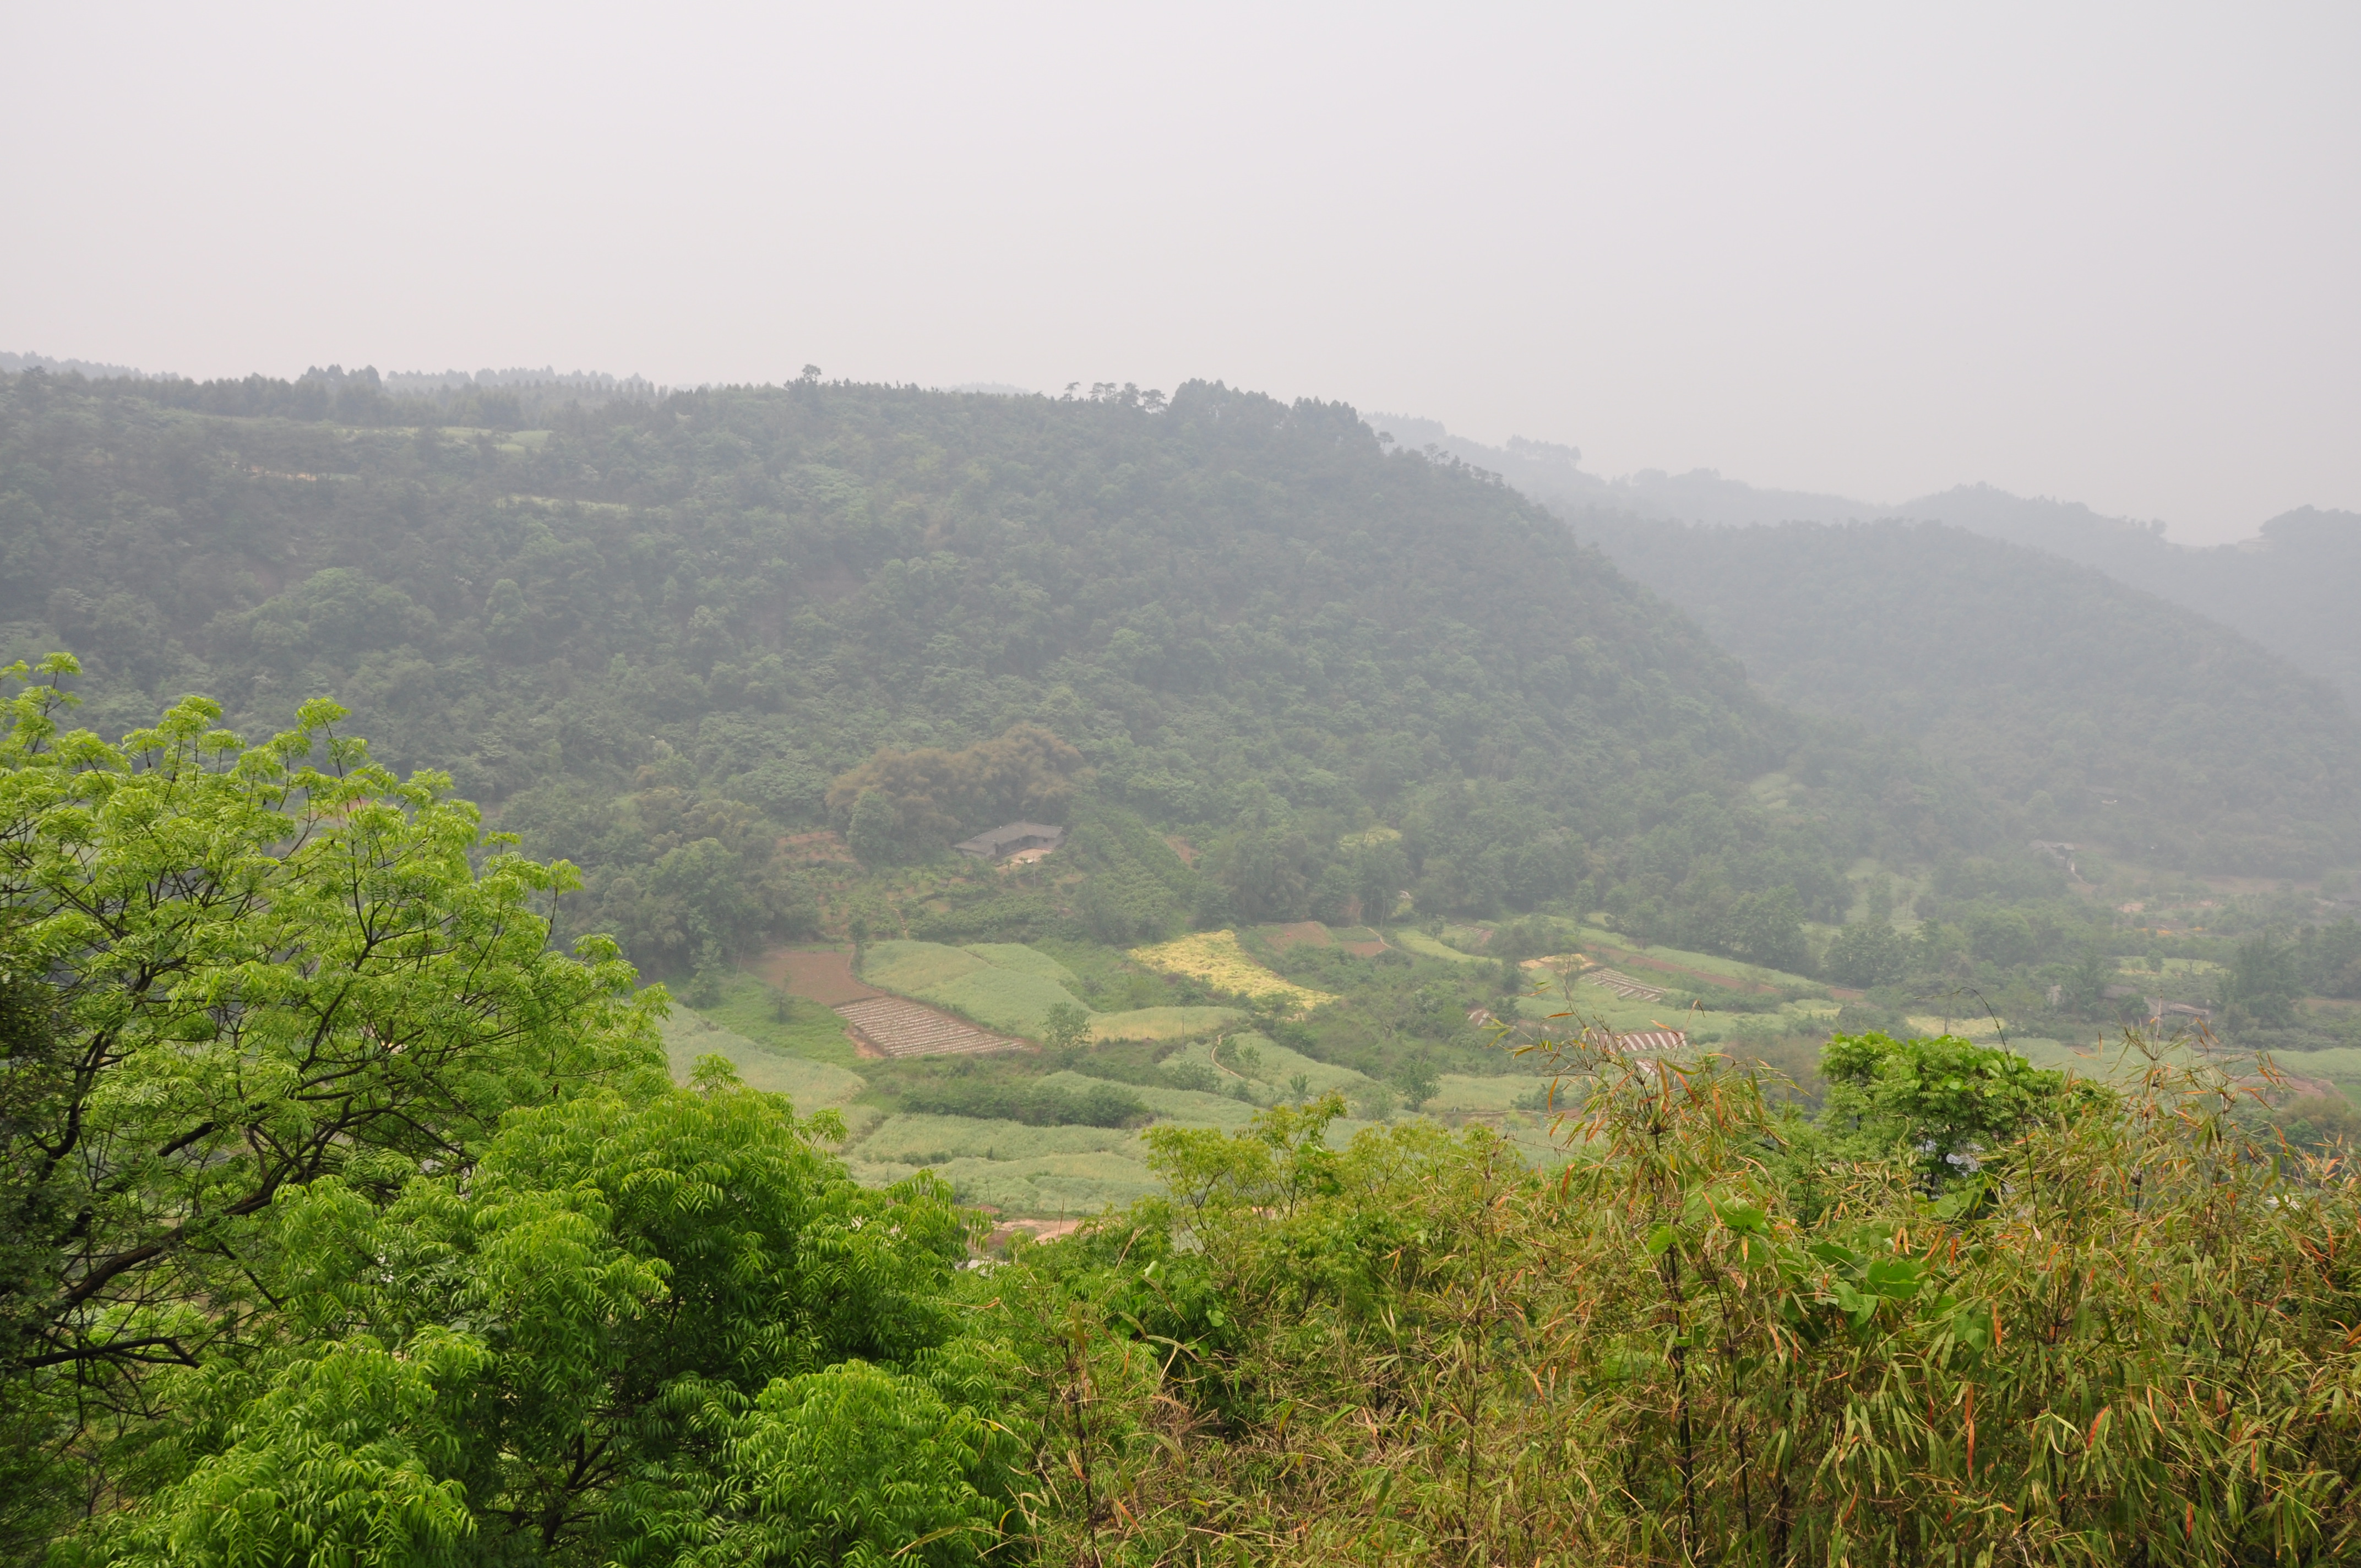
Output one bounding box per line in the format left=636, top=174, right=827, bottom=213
left=1895, top=488, right=2361, bottom=710
left=1, top=350, right=161, bottom=380
left=1368, top=413, right=1889, bottom=528
left=1573, top=512, right=2361, bottom=878
left=1378, top=415, right=2361, bottom=711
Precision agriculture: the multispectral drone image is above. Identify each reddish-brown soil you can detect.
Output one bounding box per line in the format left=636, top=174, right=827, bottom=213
left=836, top=996, right=1020, bottom=1059
left=1164, top=835, right=1197, bottom=866
left=746, top=946, right=880, bottom=1006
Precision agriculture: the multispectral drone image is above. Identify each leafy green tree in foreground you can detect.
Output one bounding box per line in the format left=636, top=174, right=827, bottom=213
left=0, top=655, right=663, bottom=1544
left=99, top=1064, right=1007, bottom=1567
left=0, top=659, right=1020, bottom=1565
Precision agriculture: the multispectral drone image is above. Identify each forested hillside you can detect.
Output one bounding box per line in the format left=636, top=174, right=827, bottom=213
left=1574, top=511, right=2361, bottom=877
left=1373, top=413, right=2361, bottom=716
left=1902, top=486, right=2361, bottom=709
left=0, top=368, right=1995, bottom=972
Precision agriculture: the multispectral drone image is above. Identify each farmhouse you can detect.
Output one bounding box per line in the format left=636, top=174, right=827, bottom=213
left=954, top=821, right=1066, bottom=861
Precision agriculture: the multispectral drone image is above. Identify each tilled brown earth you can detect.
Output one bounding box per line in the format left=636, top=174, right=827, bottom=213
left=835, top=995, right=1021, bottom=1059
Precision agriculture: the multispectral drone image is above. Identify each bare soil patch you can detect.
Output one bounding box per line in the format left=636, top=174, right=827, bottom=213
left=748, top=946, right=880, bottom=1006
left=836, top=995, right=1022, bottom=1059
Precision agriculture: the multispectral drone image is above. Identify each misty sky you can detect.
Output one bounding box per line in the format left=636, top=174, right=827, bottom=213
left=4, top=3, right=2354, bottom=542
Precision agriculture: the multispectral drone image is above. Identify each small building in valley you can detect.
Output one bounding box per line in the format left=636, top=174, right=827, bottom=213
left=954, top=821, right=1066, bottom=861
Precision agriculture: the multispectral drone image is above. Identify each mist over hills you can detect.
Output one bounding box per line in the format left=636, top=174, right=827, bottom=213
left=1382, top=411, right=2361, bottom=714
left=1897, top=488, right=2361, bottom=709
left=1573, top=513, right=2361, bottom=878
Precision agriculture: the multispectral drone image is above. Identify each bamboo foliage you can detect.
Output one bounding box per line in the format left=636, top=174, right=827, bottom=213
left=1013, top=1032, right=2361, bottom=1565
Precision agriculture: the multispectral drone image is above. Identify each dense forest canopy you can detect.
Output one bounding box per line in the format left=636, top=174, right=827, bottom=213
left=0, top=367, right=1999, bottom=974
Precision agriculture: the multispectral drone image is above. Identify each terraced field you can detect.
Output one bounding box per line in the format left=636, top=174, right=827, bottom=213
left=1582, top=967, right=1669, bottom=1001
left=861, top=939, right=1092, bottom=1035
left=1388, top=928, right=1493, bottom=966
left=835, top=995, right=1021, bottom=1058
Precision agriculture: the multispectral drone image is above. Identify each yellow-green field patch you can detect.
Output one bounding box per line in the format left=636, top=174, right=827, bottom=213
left=920, top=968, right=1090, bottom=1036
left=1170, top=1033, right=1373, bottom=1097
left=1570, top=927, right=1821, bottom=992
left=899, top=1152, right=1162, bottom=1215
left=1128, top=930, right=1337, bottom=1008
left=1907, top=1014, right=2010, bottom=1042
left=1388, top=927, right=1494, bottom=965
left=1037, top=1070, right=1256, bottom=1126
left=962, top=943, right=1084, bottom=987
left=853, top=1113, right=1140, bottom=1166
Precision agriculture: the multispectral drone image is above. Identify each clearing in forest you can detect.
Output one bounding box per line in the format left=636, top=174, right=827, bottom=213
left=861, top=939, right=1092, bottom=1036
left=750, top=946, right=880, bottom=1006
left=1125, top=930, right=1336, bottom=1010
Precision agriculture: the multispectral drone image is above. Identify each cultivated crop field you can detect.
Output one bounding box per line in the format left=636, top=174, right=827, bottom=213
left=1087, top=1004, right=1242, bottom=1041
left=862, top=939, right=989, bottom=994
left=1128, top=929, right=1339, bottom=1008
left=918, top=967, right=1086, bottom=1035
left=1570, top=925, right=1819, bottom=991
left=960, top=943, right=1085, bottom=984
left=861, top=939, right=1091, bottom=1035
left=659, top=1009, right=868, bottom=1106
left=854, top=1112, right=1142, bottom=1166
left=1388, top=927, right=1494, bottom=965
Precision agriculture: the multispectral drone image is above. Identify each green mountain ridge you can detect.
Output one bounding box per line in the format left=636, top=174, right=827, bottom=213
left=0, top=368, right=2001, bottom=974
left=1570, top=512, right=2361, bottom=877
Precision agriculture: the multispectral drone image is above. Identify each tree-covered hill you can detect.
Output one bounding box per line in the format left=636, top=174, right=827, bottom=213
left=0, top=368, right=2006, bottom=971
left=1574, top=510, right=2361, bottom=877
left=1370, top=412, right=2361, bottom=715
left=1900, top=486, right=2361, bottom=710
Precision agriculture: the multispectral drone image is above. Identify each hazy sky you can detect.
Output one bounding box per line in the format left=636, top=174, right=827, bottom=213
left=5, top=3, right=2354, bottom=542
